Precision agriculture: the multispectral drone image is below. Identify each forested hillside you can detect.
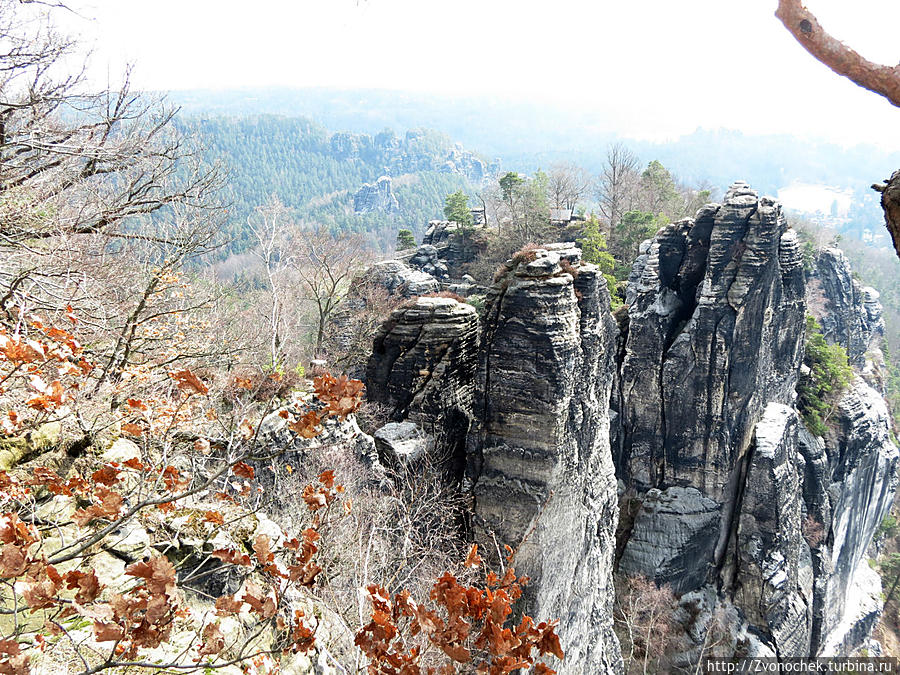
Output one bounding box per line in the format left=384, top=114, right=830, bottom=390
left=172, top=87, right=900, bottom=237
left=178, top=115, right=488, bottom=255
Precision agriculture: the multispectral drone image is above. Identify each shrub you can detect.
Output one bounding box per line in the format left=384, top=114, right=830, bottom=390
left=559, top=258, right=580, bottom=278
left=877, top=512, right=899, bottom=541
left=802, top=514, right=826, bottom=548
left=797, top=315, right=853, bottom=436
left=511, top=242, right=542, bottom=265
left=422, top=290, right=467, bottom=302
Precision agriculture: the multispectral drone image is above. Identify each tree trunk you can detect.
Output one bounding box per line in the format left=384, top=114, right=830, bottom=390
left=873, top=171, right=900, bottom=261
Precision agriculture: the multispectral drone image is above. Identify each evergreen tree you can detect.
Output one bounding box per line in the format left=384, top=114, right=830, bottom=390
left=396, top=228, right=417, bottom=251
left=444, top=190, right=473, bottom=227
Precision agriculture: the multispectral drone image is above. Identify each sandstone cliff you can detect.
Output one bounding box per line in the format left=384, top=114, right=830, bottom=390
left=364, top=244, right=624, bottom=673
left=614, top=182, right=898, bottom=660
left=360, top=182, right=897, bottom=670
left=808, top=247, right=884, bottom=368
left=465, top=244, right=623, bottom=673
left=365, top=296, right=479, bottom=475
left=353, top=175, right=400, bottom=214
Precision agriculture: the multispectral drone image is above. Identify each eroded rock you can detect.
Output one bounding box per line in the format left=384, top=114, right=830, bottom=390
left=466, top=245, right=623, bottom=673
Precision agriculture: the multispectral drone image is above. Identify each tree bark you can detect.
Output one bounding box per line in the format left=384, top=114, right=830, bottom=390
left=775, top=0, right=900, bottom=108
left=873, top=172, right=900, bottom=260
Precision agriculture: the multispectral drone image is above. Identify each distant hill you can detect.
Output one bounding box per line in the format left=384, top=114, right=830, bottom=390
left=172, top=87, right=900, bottom=244
left=177, top=114, right=491, bottom=256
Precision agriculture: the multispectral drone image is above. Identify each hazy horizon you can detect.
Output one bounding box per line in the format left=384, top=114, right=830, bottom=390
left=63, top=1, right=900, bottom=148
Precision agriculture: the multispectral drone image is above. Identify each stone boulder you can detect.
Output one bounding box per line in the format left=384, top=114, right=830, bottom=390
left=356, top=260, right=440, bottom=298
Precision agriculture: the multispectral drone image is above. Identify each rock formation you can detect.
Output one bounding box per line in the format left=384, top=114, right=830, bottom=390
left=364, top=243, right=624, bottom=672
left=353, top=175, right=400, bottom=214
left=808, top=247, right=884, bottom=367
left=812, top=380, right=899, bottom=654
left=404, top=243, right=450, bottom=281
left=617, top=182, right=806, bottom=499
left=420, top=220, right=486, bottom=279
left=359, top=181, right=897, bottom=670
left=463, top=243, right=622, bottom=673
left=366, top=296, right=479, bottom=475
left=614, top=182, right=898, bottom=660
left=355, top=260, right=439, bottom=298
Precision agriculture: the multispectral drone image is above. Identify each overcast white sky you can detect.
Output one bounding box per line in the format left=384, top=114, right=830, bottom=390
left=60, top=0, right=900, bottom=146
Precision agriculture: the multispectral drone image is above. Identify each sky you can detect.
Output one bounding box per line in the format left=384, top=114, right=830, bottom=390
left=59, top=0, right=900, bottom=146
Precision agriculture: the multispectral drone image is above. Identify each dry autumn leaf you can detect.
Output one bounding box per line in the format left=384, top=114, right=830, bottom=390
left=170, top=369, right=209, bottom=395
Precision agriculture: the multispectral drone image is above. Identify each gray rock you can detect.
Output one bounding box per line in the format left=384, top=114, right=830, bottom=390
left=366, top=296, right=479, bottom=475
left=421, top=220, right=484, bottom=278
left=467, top=247, right=623, bottom=673
left=353, top=176, right=400, bottom=214
left=616, top=184, right=806, bottom=601
left=357, top=260, right=440, bottom=298
left=619, top=486, right=720, bottom=592
left=808, top=248, right=884, bottom=367
left=373, top=422, right=432, bottom=467
left=815, top=380, right=899, bottom=653
left=727, top=403, right=813, bottom=657
left=614, top=184, right=896, bottom=660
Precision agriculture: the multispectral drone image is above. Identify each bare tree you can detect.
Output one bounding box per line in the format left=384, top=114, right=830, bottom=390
left=547, top=161, right=592, bottom=211
left=248, top=197, right=292, bottom=370
left=0, top=0, right=227, bottom=390
left=614, top=574, right=677, bottom=674
left=287, top=229, right=371, bottom=356
left=598, top=142, right=640, bottom=229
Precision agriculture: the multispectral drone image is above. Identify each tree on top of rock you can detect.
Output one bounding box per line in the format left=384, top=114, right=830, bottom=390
left=444, top=190, right=474, bottom=228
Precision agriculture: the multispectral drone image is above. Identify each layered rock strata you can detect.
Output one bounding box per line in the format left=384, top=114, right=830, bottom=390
left=365, top=296, right=479, bottom=476
left=617, top=183, right=807, bottom=601
left=465, top=244, right=623, bottom=673
left=615, top=183, right=897, bottom=659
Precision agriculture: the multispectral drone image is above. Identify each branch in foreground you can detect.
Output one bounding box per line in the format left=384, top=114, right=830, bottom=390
left=775, top=0, right=900, bottom=107
left=872, top=171, right=900, bottom=259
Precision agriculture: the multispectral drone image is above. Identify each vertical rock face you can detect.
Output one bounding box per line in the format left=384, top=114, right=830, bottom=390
left=814, top=380, right=899, bottom=654
left=809, top=248, right=884, bottom=367
left=365, top=296, right=479, bottom=475
left=728, top=403, right=813, bottom=657
left=619, top=183, right=806, bottom=499
left=615, top=183, right=897, bottom=661
left=466, top=244, right=623, bottom=674
left=353, top=175, right=400, bottom=214
left=618, top=183, right=806, bottom=595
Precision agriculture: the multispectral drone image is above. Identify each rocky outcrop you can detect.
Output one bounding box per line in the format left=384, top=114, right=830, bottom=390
left=420, top=220, right=486, bottom=279
left=355, top=260, right=439, bottom=298
left=809, top=247, right=884, bottom=367
left=353, top=176, right=400, bottom=214
left=813, top=380, right=899, bottom=654
left=726, top=403, right=814, bottom=657
left=618, top=182, right=806, bottom=499
left=366, top=296, right=479, bottom=476
left=404, top=243, right=450, bottom=281
left=618, top=486, right=720, bottom=593
left=615, top=183, right=897, bottom=661
left=466, top=244, right=623, bottom=673
left=616, top=183, right=806, bottom=599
